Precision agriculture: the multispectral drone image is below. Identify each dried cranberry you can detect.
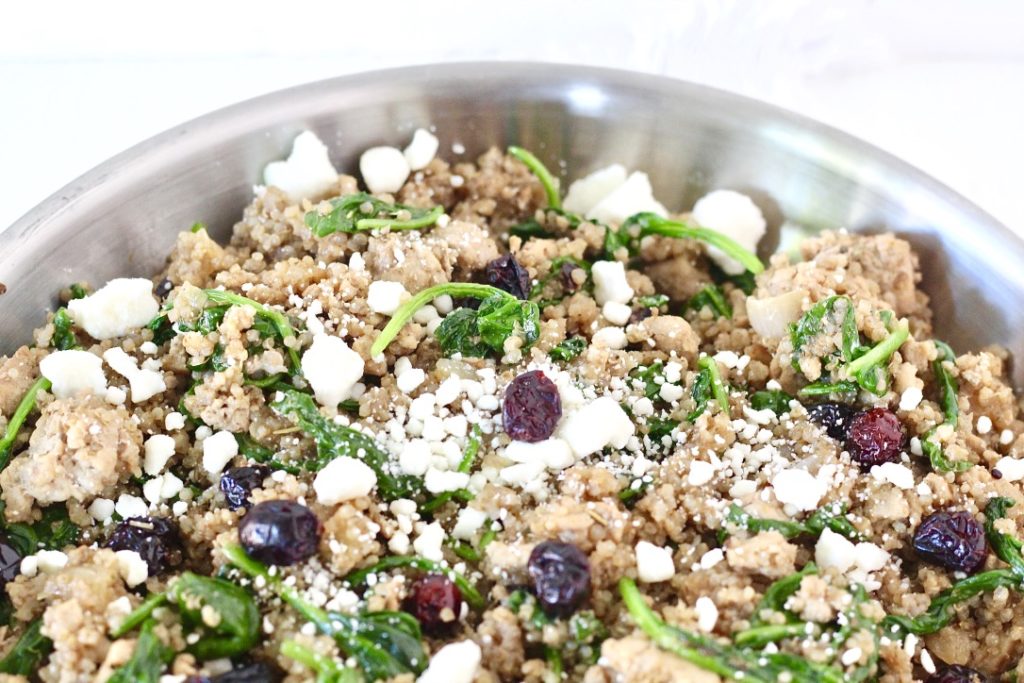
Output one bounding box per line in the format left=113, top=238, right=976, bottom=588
left=220, top=465, right=271, bottom=510
left=527, top=540, right=591, bottom=618
left=926, top=665, right=988, bottom=683
left=844, top=408, right=905, bottom=467
left=502, top=371, right=562, bottom=442
left=185, top=661, right=283, bottom=683
left=485, top=253, right=531, bottom=300
left=405, top=574, right=463, bottom=634
left=155, top=277, right=174, bottom=300
left=914, top=510, right=988, bottom=574
left=628, top=306, right=653, bottom=324
left=559, top=262, right=583, bottom=294
left=238, top=500, right=321, bottom=566
left=808, top=402, right=855, bottom=440
left=0, top=534, right=23, bottom=586
left=106, top=516, right=184, bottom=575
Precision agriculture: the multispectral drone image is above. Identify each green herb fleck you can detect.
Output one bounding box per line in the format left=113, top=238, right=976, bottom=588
left=749, top=390, right=794, bottom=414
left=549, top=336, right=587, bottom=362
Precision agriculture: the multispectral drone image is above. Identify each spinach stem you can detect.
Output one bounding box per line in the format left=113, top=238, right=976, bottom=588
left=844, top=321, right=909, bottom=377
left=508, top=146, right=561, bottom=209
left=370, top=283, right=512, bottom=357
left=628, top=213, right=764, bottom=274
left=698, top=356, right=730, bottom=416
left=203, top=289, right=302, bottom=369
left=0, top=376, right=52, bottom=471
left=111, top=592, right=169, bottom=639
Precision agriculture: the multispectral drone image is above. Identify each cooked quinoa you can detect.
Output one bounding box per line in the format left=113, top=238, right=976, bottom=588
left=0, top=128, right=1020, bottom=683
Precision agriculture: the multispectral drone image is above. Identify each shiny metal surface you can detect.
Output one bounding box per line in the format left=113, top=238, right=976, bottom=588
left=1, top=63, right=1021, bottom=384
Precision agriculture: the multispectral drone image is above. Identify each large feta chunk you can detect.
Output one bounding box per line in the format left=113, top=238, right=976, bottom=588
left=558, top=396, right=635, bottom=457
left=314, top=456, right=377, bottom=504
left=452, top=507, right=488, bottom=540
left=360, top=146, right=410, bottom=194
left=563, top=164, right=628, bottom=215
left=67, top=278, right=159, bottom=340
left=425, top=468, right=471, bottom=494
left=417, top=640, right=481, bottom=683
left=367, top=280, right=411, bottom=316
left=504, top=438, right=575, bottom=471
left=635, top=541, right=675, bottom=582
left=587, top=171, right=667, bottom=224
left=262, top=131, right=338, bottom=199
left=301, top=334, right=365, bottom=409
left=591, top=260, right=634, bottom=305
left=202, top=431, right=239, bottom=476
left=103, top=347, right=166, bottom=402
left=995, top=456, right=1024, bottom=482
left=691, top=190, right=767, bottom=275
left=771, top=468, right=827, bottom=512
left=143, top=434, right=176, bottom=475
left=403, top=128, right=440, bottom=171
left=39, top=350, right=107, bottom=398
left=412, top=522, right=445, bottom=562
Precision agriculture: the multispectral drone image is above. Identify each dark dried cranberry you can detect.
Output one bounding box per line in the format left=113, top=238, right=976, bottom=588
left=405, top=574, right=463, bottom=634
left=527, top=540, right=591, bottom=618
left=106, top=516, right=184, bottom=575
left=914, top=510, right=988, bottom=574
left=0, top=534, right=23, bottom=586
left=502, top=370, right=562, bottom=442
left=155, top=277, right=174, bottom=300
left=926, top=665, right=987, bottom=683
left=628, top=306, right=653, bottom=324
left=238, top=500, right=321, bottom=566
left=485, top=253, right=531, bottom=300
left=844, top=408, right=905, bottom=467
left=185, top=660, right=283, bottom=683
left=808, top=402, right=855, bottom=440
left=220, top=465, right=271, bottom=510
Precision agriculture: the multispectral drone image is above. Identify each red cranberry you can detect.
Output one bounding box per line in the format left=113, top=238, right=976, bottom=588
left=559, top=262, right=583, bottom=293
left=927, top=665, right=987, bottom=683
left=485, top=254, right=531, bottom=300
left=0, top=534, right=23, bottom=586
left=405, top=574, right=463, bottom=634
left=844, top=408, right=905, bottom=467
left=914, top=510, right=988, bottom=574
left=106, top=516, right=184, bottom=575
left=503, top=371, right=562, bottom=443
left=527, top=540, right=591, bottom=618
left=220, top=465, right=271, bottom=510
left=238, top=500, right=322, bottom=566
left=807, top=402, right=855, bottom=440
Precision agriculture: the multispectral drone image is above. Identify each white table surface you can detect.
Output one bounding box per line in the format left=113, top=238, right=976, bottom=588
left=2, top=0, right=1023, bottom=233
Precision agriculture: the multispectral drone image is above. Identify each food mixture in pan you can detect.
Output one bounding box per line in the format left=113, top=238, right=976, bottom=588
left=0, top=127, right=1021, bottom=683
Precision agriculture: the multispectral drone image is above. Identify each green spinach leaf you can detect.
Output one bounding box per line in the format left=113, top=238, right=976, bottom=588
left=106, top=619, right=174, bottom=683
left=688, top=356, right=730, bottom=422
left=749, top=390, right=795, bottom=414
left=688, top=284, right=732, bottom=318
left=304, top=193, right=443, bottom=238
left=549, top=336, right=587, bottom=362
left=0, top=618, right=53, bottom=675
left=0, top=376, right=51, bottom=473
left=507, top=146, right=561, bottom=209
left=50, top=308, right=78, bottom=350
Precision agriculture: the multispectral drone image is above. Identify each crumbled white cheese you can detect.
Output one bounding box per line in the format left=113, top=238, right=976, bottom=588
left=425, top=468, right=471, bottom=494
left=977, top=415, right=993, bottom=434
left=35, top=550, right=69, bottom=574
left=602, top=301, right=633, bottom=326
left=691, top=190, right=766, bottom=275
left=563, top=164, right=628, bottom=215
left=558, top=396, right=635, bottom=457
left=262, top=131, right=338, bottom=199
left=88, top=497, right=115, bottom=522
left=587, top=171, right=667, bottom=225
left=452, top=507, right=488, bottom=540
left=165, top=412, right=186, bottom=431
left=695, top=596, right=719, bottom=632
left=700, top=548, right=725, bottom=570
left=360, top=146, right=411, bottom=194
left=658, top=383, right=685, bottom=402
left=435, top=377, right=462, bottom=406
left=504, top=438, right=575, bottom=471
left=115, top=550, right=149, bottom=587
left=39, top=350, right=107, bottom=398
left=771, top=468, right=826, bottom=512
left=67, top=278, right=159, bottom=340
left=870, top=462, right=915, bottom=490
left=103, top=347, right=166, bottom=402
left=499, top=461, right=547, bottom=489
left=397, top=368, right=426, bottom=393
left=412, top=522, right=445, bottom=562
left=104, top=386, right=127, bottom=405
left=841, top=647, right=863, bottom=667
left=202, top=431, right=239, bottom=476
left=367, top=280, right=410, bottom=316
left=899, top=386, right=923, bottom=411
left=815, top=528, right=890, bottom=587
left=592, top=326, right=627, bottom=350
left=399, top=439, right=432, bottom=476
left=301, top=334, right=365, bottom=409
left=591, top=261, right=634, bottom=305
left=403, top=128, right=440, bottom=171
left=1001, top=429, right=1015, bottom=445
left=114, top=494, right=149, bottom=520
left=995, top=456, right=1024, bottom=481
left=635, top=541, right=675, bottom=582
left=688, top=461, right=716, bottom=486
left=417, top=639, right=481, bottom=683
left=143, top=434, right=176, bottom=475
left=314, top=456, right=378, bottom=504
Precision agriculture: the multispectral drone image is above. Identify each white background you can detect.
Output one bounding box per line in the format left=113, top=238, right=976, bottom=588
left=2, top=0, right=1023, bottom=232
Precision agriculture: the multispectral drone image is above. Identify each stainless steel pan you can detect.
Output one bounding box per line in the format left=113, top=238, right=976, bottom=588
left=1, top=63, right=1021, bottom=384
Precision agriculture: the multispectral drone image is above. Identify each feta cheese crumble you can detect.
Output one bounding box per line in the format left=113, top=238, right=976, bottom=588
left=591, top=260, right=634, bottom=305
left=558, top=397, right=635, bottom=457
left=39, top=350, right=107, bottom=398
left=301, top=334, right=365, bottom=409
left=314, top=457, right=377, bottom=504
left=417, top=640, right=481, bottom=683
left=103, top=347, right=167, bottom=402
left=691, top=190, right=766, bottom=275
left=360, top=146, right=411, bottom=194
left=635, top=541, right=675, bottom=582
left=67, top=278, right=160, bottom=340
left=403, top=128, right=440, bottom=171
left=262, top=131, right=339, bottom=199
left=202, top=431, right=239, bottom=476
